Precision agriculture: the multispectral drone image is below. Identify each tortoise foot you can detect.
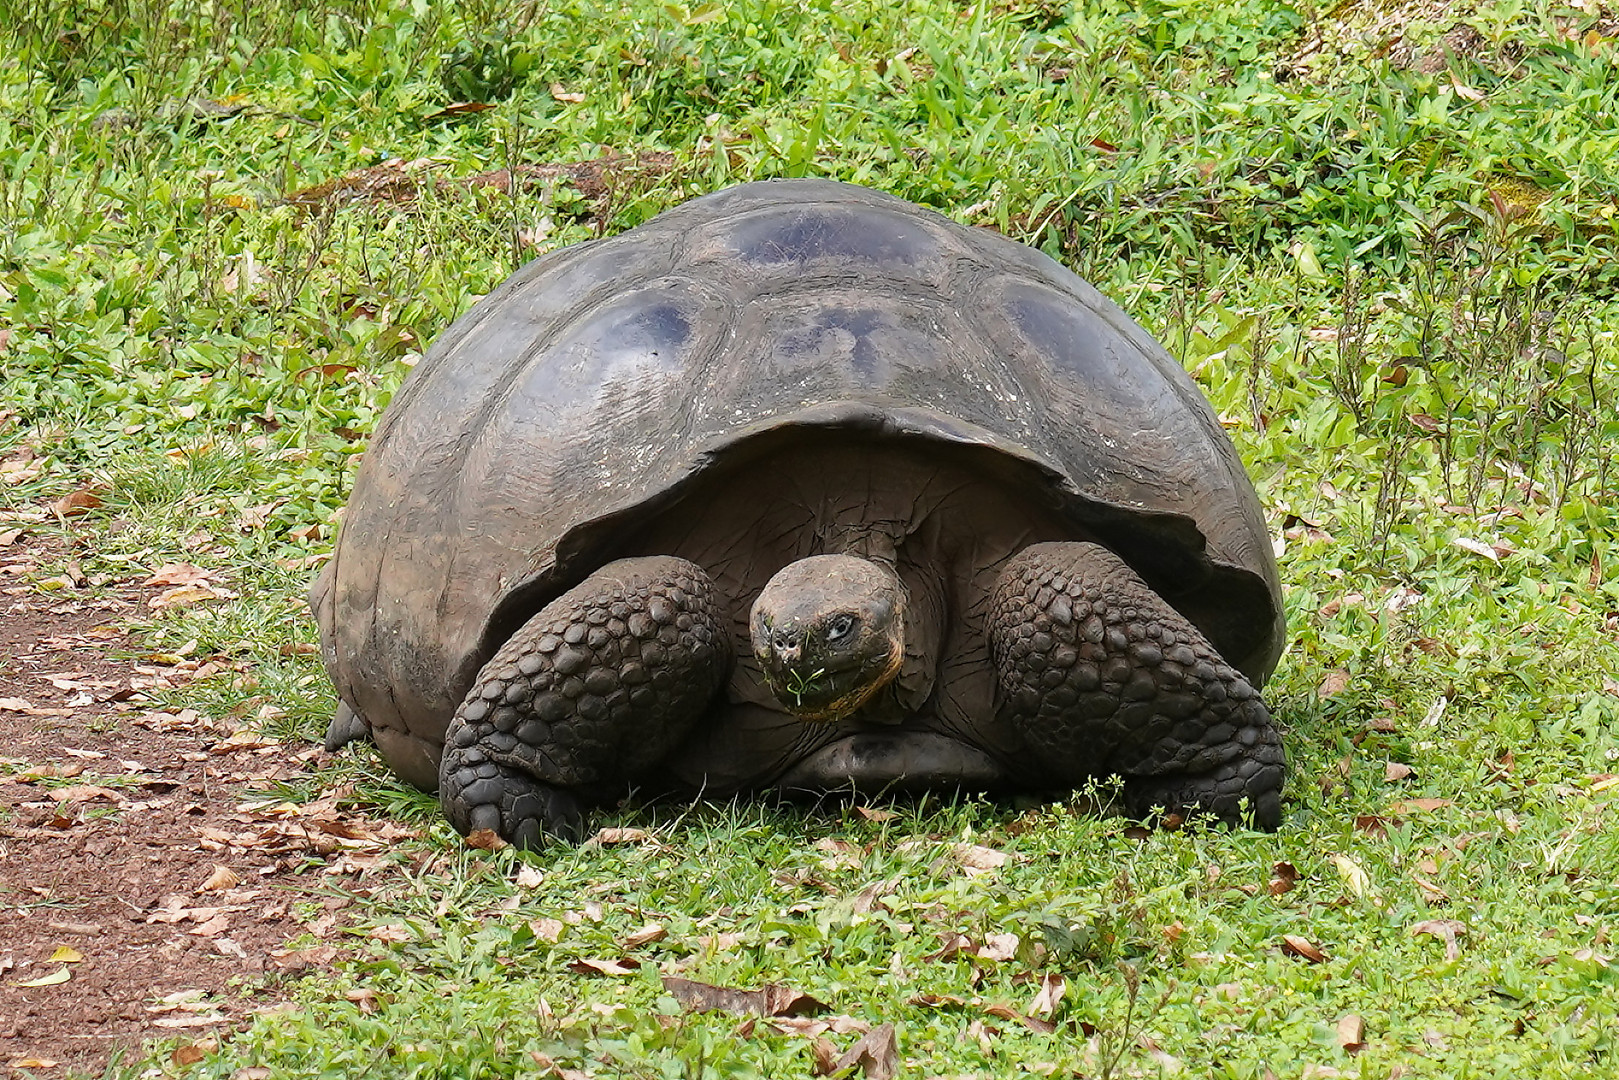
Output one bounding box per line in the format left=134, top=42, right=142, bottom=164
left=323, top=701, right=370, bottom=751
left=990, top=541, right=1286, bottom=831
left=1124, top=749, right=1283, bottom=830
left=440, top=753, right=584, bottom=848
left=437, top=555, right=728, bottom=848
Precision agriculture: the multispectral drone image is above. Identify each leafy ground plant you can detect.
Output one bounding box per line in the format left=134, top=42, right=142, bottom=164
left=2, top=0, right=1619, bottom=1076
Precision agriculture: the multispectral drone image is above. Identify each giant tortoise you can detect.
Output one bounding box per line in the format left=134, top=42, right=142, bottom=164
left=311, top=179, right=1287, bottom=847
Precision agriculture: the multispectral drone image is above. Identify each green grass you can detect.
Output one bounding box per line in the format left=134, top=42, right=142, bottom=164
left=3, top=0, right=1619, bottom=1075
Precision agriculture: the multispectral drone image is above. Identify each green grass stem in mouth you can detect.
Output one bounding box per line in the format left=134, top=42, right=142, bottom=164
left=782, top=666, right=828, bottom=707
left=3, top=0, right=1619, bottom=1074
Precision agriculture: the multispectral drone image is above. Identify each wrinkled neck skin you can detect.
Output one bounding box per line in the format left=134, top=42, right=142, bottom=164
left=750, top=551, right=910, bottom=723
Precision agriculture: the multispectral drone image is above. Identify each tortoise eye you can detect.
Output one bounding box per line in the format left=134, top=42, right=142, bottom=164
left=827, top=615, right=855, bottom=641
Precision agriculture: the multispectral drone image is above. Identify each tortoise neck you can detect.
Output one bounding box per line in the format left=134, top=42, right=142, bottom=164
left=818, top=522, right=902, bottom=567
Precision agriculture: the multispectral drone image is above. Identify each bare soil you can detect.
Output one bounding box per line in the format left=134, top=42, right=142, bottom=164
left=0, top=532, right=413, bottom=1078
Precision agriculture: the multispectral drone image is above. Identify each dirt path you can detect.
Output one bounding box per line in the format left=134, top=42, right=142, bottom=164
left=0, top=532, right=411, bottom=1077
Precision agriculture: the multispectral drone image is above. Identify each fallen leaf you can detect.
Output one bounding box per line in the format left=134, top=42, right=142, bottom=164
left=854, top=806, right=897, bottom=822
left=1332, top=853, right=1372, bottom=898
left=621, top=923, right=667, bottom=948
left=172, top=1043, right=207, bottom=1066
left=1268, top=861, right=1299, bottom=896
left=367, top=924, right=412, bottom=943
left=189, top=913, right=231, bottom=937
left=1391, top=798, right=1453, bottom=814
left=1316, top=669, right=1351, bottom=698
left=662, top=976, right=829, bottom=1017
left=549, top=82, right=586, bottom=103
left=149, top=583, right=234, bottom=609
left=48, top=945, right=84, bottom=963
left=1281, top=935, right=1327, bottom=963
left=983, top=1002, right=1056, bottom=1034
left=143, top=563, right=218, bottom=587
left=152, top=1013, right=228, bottom=1028
left=464, top=828, right=508, bottom=851
left=1450, top=73, right=1486, bottom=101
left=589, top=827, right=657, bottom=845
left=346, top=988, right=382, bottom=1014
left=1028, top=973, right=1065, bottom=1019
left=16, top=966, right=72, bottom=986
left=1337, top=1013, right=1366, bottom=1051
left=200, top=865, right=241, bottom=891
left=50, top=487, right=103, bottom=517
left=567, top=957, right=640, bottom=977
left=952, top=843, right=1009, bottom=874
left=1413, top=874, right=1450, bottom=904
left=1384, top=762, right=1414, bottom=782
left=821, top=1021, right=897, bottom=1079
left=7, top=1059, right=59, bottom=1069
left=422, top=101, right=496, bottom=120
left=529, top=918, right=565, bottom=942
left=0, top=696, right=36, bottom=711
left=1411, top=919, right=1467, bottom=961
left=514, top=864, right=546, bottom=888
left=47, top=784, right=125, bottom=805
left=1452, top=536, right=1500, bottom=562
left=810, top=1037, right=840, bottom=1074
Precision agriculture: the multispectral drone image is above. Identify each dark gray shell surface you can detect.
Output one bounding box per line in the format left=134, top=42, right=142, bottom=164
left=310, top=179, right=1284, bottom=787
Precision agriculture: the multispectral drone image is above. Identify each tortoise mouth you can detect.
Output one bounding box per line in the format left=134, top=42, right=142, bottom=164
left=765, top=646, right=904, bottom=723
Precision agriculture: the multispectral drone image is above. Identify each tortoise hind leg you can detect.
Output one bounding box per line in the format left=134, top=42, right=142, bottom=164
left=323, top=702, right=370, bottom=751
left=988, top=541, right=1285, bottom=829
left=439, top=556, right=728, bottom=849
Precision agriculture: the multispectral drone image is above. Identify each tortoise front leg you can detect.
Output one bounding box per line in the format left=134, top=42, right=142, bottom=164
left=988, top=542, right=1285, bottom=829
left=439, top=556, right=728, bottom=848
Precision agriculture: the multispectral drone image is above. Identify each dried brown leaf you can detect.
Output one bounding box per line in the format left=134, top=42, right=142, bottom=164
left=1028, top=972, right=1065, bottom=1017
left=422, top=101, right=496, bottom=120
left=464, top=828, right=508, bottom=851
left=1391, top=798, right=1453, bottom=814
left=188, top=913, right=230, bottom=938
left=567, top=957, right=640, bottom=977
left=50, top=487, right=103, bottom=517
left=143, top=563, right=218, bottom=587
left=983, top=1002, right=1057, bottom=1034
left=1268, top=861, right=1299, bottom=896
left=1384, top=762, right=1414, bottom=782
left=1337, top=1013, right=1366, bottom=1051
left=149, top=583, right=231, bottom=610
left=172, top=1044, right=207, bottom=1066
left=620, top=923, right=667, bottom=948
left=662, top=976, right=828, bottom=1017
left=1411, top=919, right=1466, bottom=961
left=529, top=918, right=565, bottom=942
left=827, top=1021, right=897, bottom=1079
left=1281, top=934, right=1327, bottom=963
left=200, top=865, right=240, bottom=892
left=589, top=826, right=658, bottom=845
left=1316, top=669, right=1351, bottom=697
left=47, top=784, right=124, bottom=805
left=810, top=1037, right=840, bottom=1074
left=952, top=842, right=1009, bottom=874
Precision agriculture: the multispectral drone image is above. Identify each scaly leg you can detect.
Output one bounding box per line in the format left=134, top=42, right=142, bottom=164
left=439, top=556, right=728, bottom=848
left=989, top=542, right=1284, bottom=829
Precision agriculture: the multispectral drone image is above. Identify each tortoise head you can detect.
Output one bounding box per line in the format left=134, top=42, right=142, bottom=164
left=749, top=554, right=905, bottom=723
